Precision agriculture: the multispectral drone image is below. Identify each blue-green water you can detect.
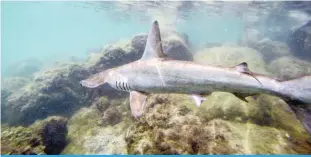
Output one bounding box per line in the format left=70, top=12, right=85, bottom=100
left=1, top=1, right=242, bottom=77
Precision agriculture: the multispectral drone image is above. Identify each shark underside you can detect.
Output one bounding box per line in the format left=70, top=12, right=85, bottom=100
left=80, top=21, right=311, bottom=136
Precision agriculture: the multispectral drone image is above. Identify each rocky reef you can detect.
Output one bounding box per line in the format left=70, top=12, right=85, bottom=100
left=194, top=45, right=269, bottom=75
left=267, top=56, right=311, bottom=80
left=2, top=58, right=43, bottom=78
left=62, top=96, right=131, bottom=154
left=1, top=116, right=68, bottom=155
left=126, top=94, right=311, bottom=154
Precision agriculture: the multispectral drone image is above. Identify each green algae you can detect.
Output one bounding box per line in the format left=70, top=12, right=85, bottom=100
left=126, top=93, right=311, bottom=154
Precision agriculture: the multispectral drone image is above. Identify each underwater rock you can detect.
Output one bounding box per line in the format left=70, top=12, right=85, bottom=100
left=32, top=116, right=68, bottom=155
left=287, top=20, right=311, bottom=61
left=3, top=58, right=43, bottom=78
left=63, top=104, right=132, bottom=154
left=243, top=38, right=292, bottom=63
left=1, top=77, right=31, bottom=93
left=1, top=89, right=12, bottom=123
left=194, top=45, right=268, bottom=75
left=5, top=63, right=93, bottom=125
left=196, top=92, right=308, bottom=135
left=1, top=116, right=68, bottom=155
left=91, top=96, right=111, bottom=113
left=267, top=56, right=311, bottom=80
left=126, top=93, right=311, bottom=154
left=101, top=106, right=123, bottom=126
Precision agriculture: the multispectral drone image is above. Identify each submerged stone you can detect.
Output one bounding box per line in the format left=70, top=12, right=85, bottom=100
left=1, top=116, right=68, bottom=155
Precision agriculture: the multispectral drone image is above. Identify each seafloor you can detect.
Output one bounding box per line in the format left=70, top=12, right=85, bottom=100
left=1, top=1, right=311, bottom=155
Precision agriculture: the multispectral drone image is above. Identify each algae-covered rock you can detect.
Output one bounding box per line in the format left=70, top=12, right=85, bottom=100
left=267, top=56, right=311, bottom=80
left=1, top=116, right=68, bottom=155
left=2, top=58, right=43, bottom=78
left=126, top=93, right=311, bottom=154
left=1, top=89, right=12, bottom=123
left=247, top=38, right=292, bottom=63
left=5, top=63, right=92, bottom=125
left=194, top=45, right=268, bottom=75
left=32, top=116, right=68, bottom=154
left=196, top=92, right=308, bottom=135
left=288, top=20, right=311, bottom=61
left=1, top=77, right=31, bottom=93
left=63, top=98, right=132, bottom=154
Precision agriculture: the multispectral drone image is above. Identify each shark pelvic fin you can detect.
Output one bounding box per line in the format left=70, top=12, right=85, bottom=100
left=140, top=20, right=167, bottom=60
left=130, top=91, right=148, bottom=118
left=235, top=62, right=263, bottom=86
left=80, top=70, right=109, bottom=88
left=233, top=93, right=250, bottom=102
left=191, top=94, right=206, bottom=107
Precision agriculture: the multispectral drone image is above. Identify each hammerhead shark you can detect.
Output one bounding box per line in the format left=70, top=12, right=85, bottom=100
left=80, top=21, right=311, bottom=135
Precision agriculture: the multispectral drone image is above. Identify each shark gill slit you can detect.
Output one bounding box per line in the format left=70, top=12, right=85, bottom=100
left=115, top=81, right=119, bottom=90
left=126, top=83, right=130, bottom=91
left=119, top=82, right=124, bottom=91
left=122, top=82, right=126, bottom=91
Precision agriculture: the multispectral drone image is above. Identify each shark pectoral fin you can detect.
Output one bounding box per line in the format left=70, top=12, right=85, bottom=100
left=140, top=20, right=167, bottom=60
left=80, top=70, right=109, bottom=88
left=191, top=94, right=207, bottom=107
left=129, top=91, right=148, bottom=118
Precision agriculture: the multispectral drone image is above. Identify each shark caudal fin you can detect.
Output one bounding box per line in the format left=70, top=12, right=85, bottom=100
left=80, top=70, right=110, bottom=88
left=279, top=75, right=311, bottom=136
left=140, top=20, right=167, bottom=60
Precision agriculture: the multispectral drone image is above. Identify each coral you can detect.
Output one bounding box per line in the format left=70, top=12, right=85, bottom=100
left=1, top=116, right=68, bottom=155
left=126, top=94, right=311, bottom=154
left=267, top=56, right=311, bottom=80
left=194, top=45, right=269, bottom=75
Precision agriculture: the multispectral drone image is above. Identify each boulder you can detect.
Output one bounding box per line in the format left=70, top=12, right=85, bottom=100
left=194, top=45, right=269, bottom=75
left=245, top=38, right=292, bottom=63
left=267, top=56, right=311, bottom=80
left=5, top=63, right=92, bottom=125
left=62, top=99, right=131, bottom=154
left=3, top=58, right=43, bottom=78
left=1, top=77, right=31, bottom=93
left=287, top=20, right=311, bottom=61
left=1, top=116, right=68, bottom=155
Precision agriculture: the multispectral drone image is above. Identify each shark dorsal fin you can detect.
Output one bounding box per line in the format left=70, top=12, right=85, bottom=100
left=235, top=62, right=263, bottom=86
left=141, top=20, right=167, bottom=60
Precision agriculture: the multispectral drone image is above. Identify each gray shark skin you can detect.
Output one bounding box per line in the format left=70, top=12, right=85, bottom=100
left=80, top=21, right=311, bottom=135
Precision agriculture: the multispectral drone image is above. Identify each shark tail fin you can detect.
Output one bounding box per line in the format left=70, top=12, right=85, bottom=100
left=80, top=70, right=110, bottom=88
left=279, top=76, right=311, bottom=136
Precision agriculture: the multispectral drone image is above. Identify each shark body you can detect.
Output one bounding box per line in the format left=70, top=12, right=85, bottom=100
left=81, top=21, right=311, bottom=135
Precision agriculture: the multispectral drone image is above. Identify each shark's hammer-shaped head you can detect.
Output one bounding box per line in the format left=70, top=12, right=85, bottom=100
left=80, top=69, right=113, bottom=89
